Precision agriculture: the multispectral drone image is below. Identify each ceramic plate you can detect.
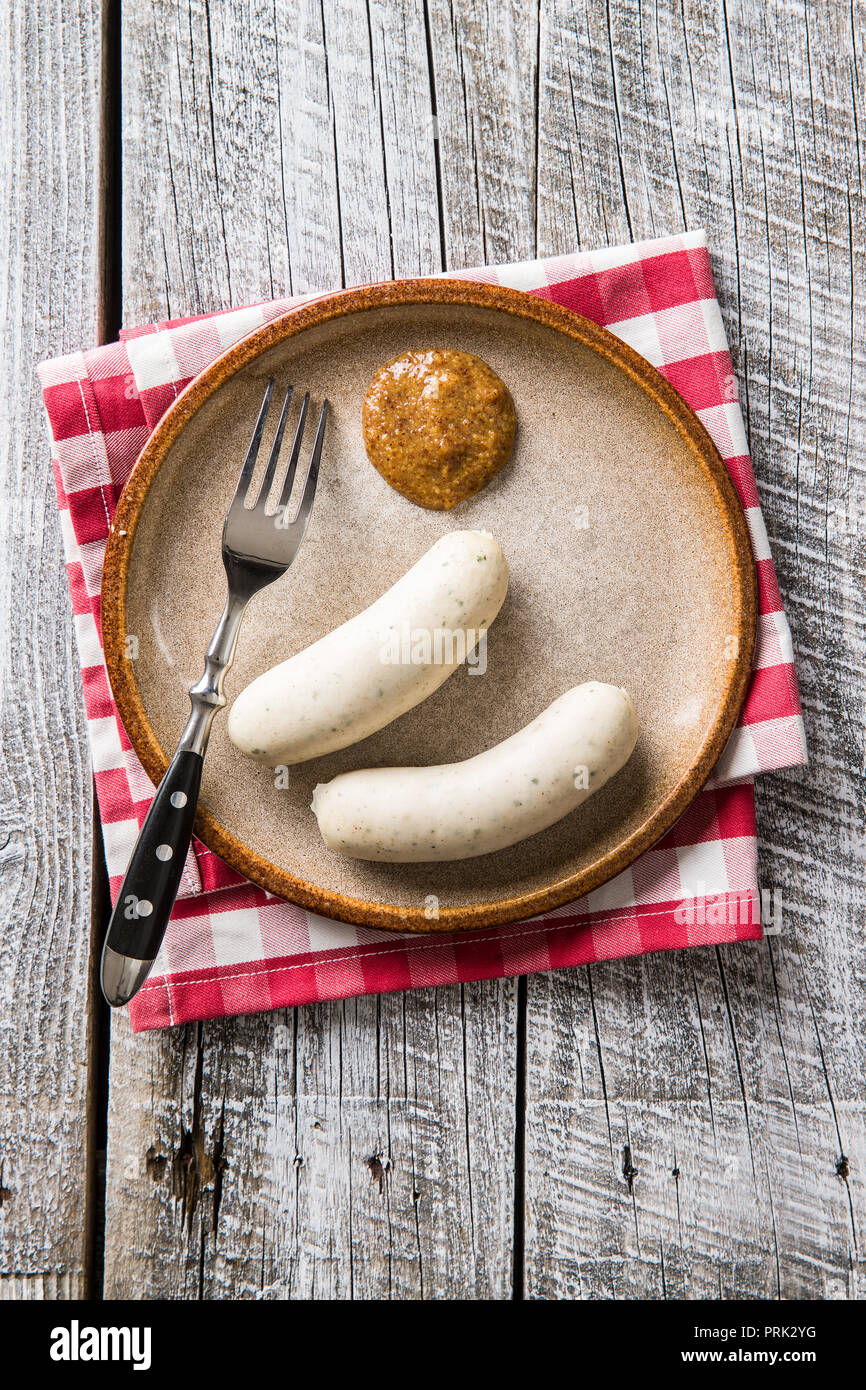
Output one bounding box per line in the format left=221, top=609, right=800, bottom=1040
left=102, top=280, right=756, bottom=931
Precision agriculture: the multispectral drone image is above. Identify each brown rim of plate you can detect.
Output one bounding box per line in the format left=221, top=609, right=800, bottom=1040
left=102, top=278, right=757, bottom=934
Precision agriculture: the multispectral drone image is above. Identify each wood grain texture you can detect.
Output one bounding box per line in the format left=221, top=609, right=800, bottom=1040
left=525, top=0, right=866, bottom=1299
left=104, top=0, right=528, bottom=1300
left=0, top=0, right=103, bottom=1299
left=106, top=982, right=516, bottom=1298
left=101, top=0, right=866, bottom=1300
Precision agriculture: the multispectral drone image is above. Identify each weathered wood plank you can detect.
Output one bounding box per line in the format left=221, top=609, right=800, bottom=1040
left=427, top=0, right=539, bottom=266
left=525, top=0, right=866, bottom=1298
left=106, top=980, right=518, bottom=1299
left=0, top=0, right=103, bottom=1299
left=104, top=0, right=532, bottom=1300
left=105, top=0, right=865, bottom=1300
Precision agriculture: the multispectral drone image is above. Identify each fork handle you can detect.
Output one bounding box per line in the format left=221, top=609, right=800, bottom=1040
left=100, top=590, right=248, bottom=1007
left=100, top=749, right=204, bottom=1006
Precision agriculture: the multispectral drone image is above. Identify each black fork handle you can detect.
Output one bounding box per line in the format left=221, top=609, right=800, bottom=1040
left=100, top=749, right=204, bottom=1005
left=101, top=586, right=248, bottom=1008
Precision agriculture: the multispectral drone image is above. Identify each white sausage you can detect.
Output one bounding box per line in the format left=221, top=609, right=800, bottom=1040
left=311, top=682, right=639, bottom=862
left=228, top=530, right=508, bottom=765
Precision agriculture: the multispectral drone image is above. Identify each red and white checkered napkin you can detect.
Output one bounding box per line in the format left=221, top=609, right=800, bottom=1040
left=39, top=230, right=806, bottom=1031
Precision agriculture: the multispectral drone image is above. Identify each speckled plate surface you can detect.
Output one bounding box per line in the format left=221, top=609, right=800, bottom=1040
left=102, top=280, right=756, bottom=932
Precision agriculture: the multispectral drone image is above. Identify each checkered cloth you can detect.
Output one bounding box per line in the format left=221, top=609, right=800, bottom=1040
left=38, top=230, right=806, bottom=1031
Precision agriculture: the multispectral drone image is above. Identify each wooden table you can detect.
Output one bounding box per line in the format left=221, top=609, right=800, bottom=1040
left=2, top=0, right=864, bottom=1300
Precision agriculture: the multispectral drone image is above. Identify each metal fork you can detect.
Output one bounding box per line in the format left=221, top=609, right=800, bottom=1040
left=101, top=379, right=328, bottom=1007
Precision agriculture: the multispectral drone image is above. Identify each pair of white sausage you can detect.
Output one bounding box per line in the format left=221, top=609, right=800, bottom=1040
left=228, top=530, right=639, bottom=863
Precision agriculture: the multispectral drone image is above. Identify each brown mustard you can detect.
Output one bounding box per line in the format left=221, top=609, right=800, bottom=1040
left=361, top=348, right=516, bottom=510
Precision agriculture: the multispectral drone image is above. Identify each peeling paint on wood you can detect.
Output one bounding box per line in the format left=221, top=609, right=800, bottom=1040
left=0, top=0, right=103, bottom=1301
left=524, top=0, right=865, bottom=1301
left=4, top=0, right=861, bottom=1299
left=103, top=0, right=865, bottom=1301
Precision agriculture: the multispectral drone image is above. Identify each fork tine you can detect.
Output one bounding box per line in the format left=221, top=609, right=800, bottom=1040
left=291, top=401, right=329, bottom=533
left=275, top=392, right=310, bottom=512
left=230, top=377, right=275, bottom=508
left=252, top=386, right=293, bottom=509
